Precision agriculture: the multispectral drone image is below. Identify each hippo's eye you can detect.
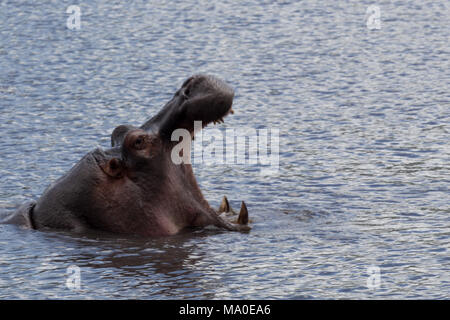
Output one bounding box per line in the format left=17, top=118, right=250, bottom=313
left=134, top=136, right=147, bottom=150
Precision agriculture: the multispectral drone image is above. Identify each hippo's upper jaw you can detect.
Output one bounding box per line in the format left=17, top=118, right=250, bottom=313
left=4, top=75, right=249, bottom=237
left=141, top=74, right=235, bottom=138
left=111, top=75, right=235, bottom=148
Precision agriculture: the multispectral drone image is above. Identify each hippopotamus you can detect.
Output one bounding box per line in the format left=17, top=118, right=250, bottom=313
left=2, top=75, right=250, bottom=237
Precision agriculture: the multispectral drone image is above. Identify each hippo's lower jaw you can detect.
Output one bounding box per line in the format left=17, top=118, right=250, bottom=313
left=3, top=75, right=250, bottom=237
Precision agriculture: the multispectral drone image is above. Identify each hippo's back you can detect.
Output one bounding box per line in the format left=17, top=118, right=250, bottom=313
left=1, top=201, right=36, bottom=229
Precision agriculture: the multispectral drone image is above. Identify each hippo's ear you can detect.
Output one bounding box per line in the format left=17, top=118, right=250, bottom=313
left=99, top=158, right=124, bottom=178
left=111, top=125, right=137, bottom=147
left=140, top=75, right=234, bottom=139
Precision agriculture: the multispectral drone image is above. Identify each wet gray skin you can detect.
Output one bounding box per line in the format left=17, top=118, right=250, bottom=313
left=2, top=75, right=249, bottom=237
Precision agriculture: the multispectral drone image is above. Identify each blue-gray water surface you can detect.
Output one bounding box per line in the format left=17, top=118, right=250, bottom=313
left=0, top=0, right=449, bottom=299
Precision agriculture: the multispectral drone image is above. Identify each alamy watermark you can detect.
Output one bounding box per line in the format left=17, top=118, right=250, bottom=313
left=66, top=265, right=81, bottom=290
left=171, top=121, right=280, bottom=175
left=66, top=5, right=81, bottom=30
left=366, top=266, right=381, bottom=289
left=366, top=5, right=381, bottom=30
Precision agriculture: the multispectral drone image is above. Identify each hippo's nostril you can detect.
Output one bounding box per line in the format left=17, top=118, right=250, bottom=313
left=182, top=76, right=195, bottom=88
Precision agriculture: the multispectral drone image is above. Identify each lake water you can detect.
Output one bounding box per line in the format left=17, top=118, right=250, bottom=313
left=0, top=0, right=449, bottom=299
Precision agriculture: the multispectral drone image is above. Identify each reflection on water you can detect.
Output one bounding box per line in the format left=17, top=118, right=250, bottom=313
left=0, top=0, right=449, bottom=299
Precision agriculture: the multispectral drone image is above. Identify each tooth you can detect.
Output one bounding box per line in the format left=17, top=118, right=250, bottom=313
left=218, top=196, right=230, bottom=213
left=237, top=201, right=248, bottom=225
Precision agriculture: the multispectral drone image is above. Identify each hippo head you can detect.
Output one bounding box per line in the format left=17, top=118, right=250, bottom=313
left=24, top=75, right=249, bottom=237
